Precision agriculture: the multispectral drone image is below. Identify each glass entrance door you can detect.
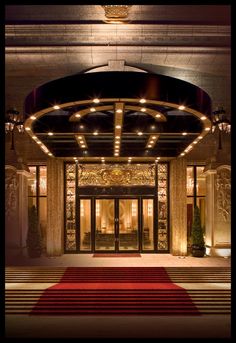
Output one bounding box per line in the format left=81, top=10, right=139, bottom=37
left=94, top=198, right=139, bottom=252
left=95, top=199, right=115, bottom=251
left=118, top=199, right=139, bottom=251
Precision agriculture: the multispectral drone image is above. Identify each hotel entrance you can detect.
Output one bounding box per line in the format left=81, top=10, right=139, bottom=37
left=65, top=162, right=169, bottom=254
left=80, top=198, right=154, bottom=252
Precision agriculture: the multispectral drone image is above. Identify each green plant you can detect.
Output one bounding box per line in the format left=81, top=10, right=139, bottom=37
left=191, top=206, right=205, bottom=248
left=26, top=205, right=42, bottom=258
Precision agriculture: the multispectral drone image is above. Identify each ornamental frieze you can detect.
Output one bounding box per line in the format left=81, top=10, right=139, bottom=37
left=216, top=167, right=231, bottom=222
left=78, top=164, right=155, bottom=186
left=5, top=168, right=19, bottom=217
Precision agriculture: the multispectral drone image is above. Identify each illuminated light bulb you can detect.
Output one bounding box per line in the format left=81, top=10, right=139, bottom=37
left=198, top=136, right=203, bottom=139
left=180, top=153, right=185, bottom=156
left=93, top=98, right=100, bottom=103
left=155, top=114, right=161, bottom=118
left=116, top=125, right=121, bottom=129
left=178, top=105, right=185, bottom=110
left=201, top=116, right=207, bottom=120
left=32, top=136, right=37, bottom=139
left=25, top=127, right=31, bottom=131
left=182, top=132, right=187, bottom=136
left=53, top=105, right=60, bottom=110
left=141, top=108, right=146, bottom=112
left=90, top=107, right=96, bottom=112
left=140, top=98, right=146, bottom=103
left=152, top=136, right=157, bottom=139
left=75, top=113, right=81, bottom=118
left=116, top=109, right=123, bottom=113
left=30, top=115, right=36, bottom=120
left=48, top=132, right=53, bottom=136
left=137, top=132, right=143, bottom=136
left=81, top=145, right=86, bottom=148
left=205, top=127, right=210, bottom=131
left=48, top=153, right=52, bottom=156
left=148, top=145, right=152, bottom=148
left=93, top=131, right=98, bottom=135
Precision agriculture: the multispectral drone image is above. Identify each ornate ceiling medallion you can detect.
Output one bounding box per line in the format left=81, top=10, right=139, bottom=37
left=102, top=5, right=132, bottom=23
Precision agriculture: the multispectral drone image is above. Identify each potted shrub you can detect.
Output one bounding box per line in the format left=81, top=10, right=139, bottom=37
left=191, top=205, right=206, bottom=257
left=26, top=205, right=42, bottom=258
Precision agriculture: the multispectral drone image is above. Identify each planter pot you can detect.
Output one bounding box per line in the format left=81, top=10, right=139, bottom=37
left=191, top=245, right=206, bottom=257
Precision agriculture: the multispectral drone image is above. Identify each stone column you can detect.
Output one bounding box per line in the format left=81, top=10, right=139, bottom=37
left=169, top=158, right=187, bottom=256
left=17, top=169, right=32, bottom=255
left=47, top=158, right=64, bottom=256
left=5, top=166, right=20, bottom=254
left=204, top=169, right=217, bottom=255
left=204, top=153, right=231, bottom=257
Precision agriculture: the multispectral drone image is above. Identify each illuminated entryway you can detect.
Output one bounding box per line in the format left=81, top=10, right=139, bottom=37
left=64, top=162, right=169, bottom=254
left=79, top=198, right=154, bottom=252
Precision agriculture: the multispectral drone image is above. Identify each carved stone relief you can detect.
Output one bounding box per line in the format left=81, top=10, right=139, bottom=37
left=216, top=167, right=231, bottom=222
left=5, top=168, right=19, bottom=217
left=78, top=164, right=155, bottom=186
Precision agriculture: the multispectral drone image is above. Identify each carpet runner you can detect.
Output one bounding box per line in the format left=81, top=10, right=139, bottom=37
left=5, top=267, right=231, bottom=316
left=29, top=267, right=200, bottom=315
left=93, top=253, right=141, bottom=257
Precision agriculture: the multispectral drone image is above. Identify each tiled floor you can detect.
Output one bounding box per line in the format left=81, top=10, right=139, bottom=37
left=6, top=253, right=231, bottom=267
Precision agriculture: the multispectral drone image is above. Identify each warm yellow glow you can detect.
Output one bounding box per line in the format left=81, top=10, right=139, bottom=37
left=198, top=136, right=203, bottom=139
left=140, top=99, right=146, bottom=103
left=30, top=115, right=36, bottom=120
left=75, top=113, right=81, bottom=118
left=48, top=153, right=52, bottom=156
left=81, top=145, right=86, bottom=148
left=138, top=132, right=143, bottom=136
left=32, top=136, right=37, bottom=139
left=77, top=136, right=82, bottom=139
left=141, top=108, right=146, bottom=112
left=152, top=136, right=157, bottom=139
left=115, top=136, right=120, bottom=139
left=25, top=127, right=31, bottom=131
left=180, top=153, right=185, bottom=156
left=205, top=127, right=210, bottom=131
left=73, top=157, right=77, bottom=160
left=93, top=131, right=98, bottom=135
left=116, top=109, right=123, bottom=113
left=150, top=140, right=154, bottom=144
left=53, top=105, right=60, bottom=110
left=90, top=107, right=96, bottom=112
left=93, top=98, right=100, bottom=103
left=182, top=132, right=187, bottom=136
left=155, top=114, right=161, bottom=118
left=116, top=125, right=121, bottom=129
left=193, top=141, right=198, bottom=144
left=178, top=105, right=185, bottom=110
left=201, top=116, right=207, bottom=120
left=148, top=145, right=152, bottom=148
left=48, top=132, right=53, bottom=136
left=114, top=153, right=119, bottom=156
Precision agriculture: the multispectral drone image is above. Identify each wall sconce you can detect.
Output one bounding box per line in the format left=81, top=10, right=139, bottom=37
left=211, top=106, right=231, bottom=150
left=5, top=108, right=24, bottom=150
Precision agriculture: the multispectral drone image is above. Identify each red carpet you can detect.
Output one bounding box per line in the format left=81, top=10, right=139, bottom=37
left=93, top=253, right=141, bottom=257
left=30, top=267, right=200, bottom=315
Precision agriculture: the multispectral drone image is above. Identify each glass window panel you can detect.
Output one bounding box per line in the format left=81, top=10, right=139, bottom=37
left=28, top=166, right=37, bottom=196
left=187, top=198, right=194, bottom=247
left=187, top=166, right=194, bottom=196
left=95, top=199, right=115, bottom=251
left=39, top=198, right=47, bottom=251
left=142, top=199, right=154, bottom=250
left=28, top=197, right=37, bottom=210
left=119, top=199, right=139, bottom=250
left=196, top=197, right=205, bottom=231
left=39, top=166, right=47, bottom=196
left=80, top=199, right=91, bottom=251
left=196, top=166, right=206, bottom=196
